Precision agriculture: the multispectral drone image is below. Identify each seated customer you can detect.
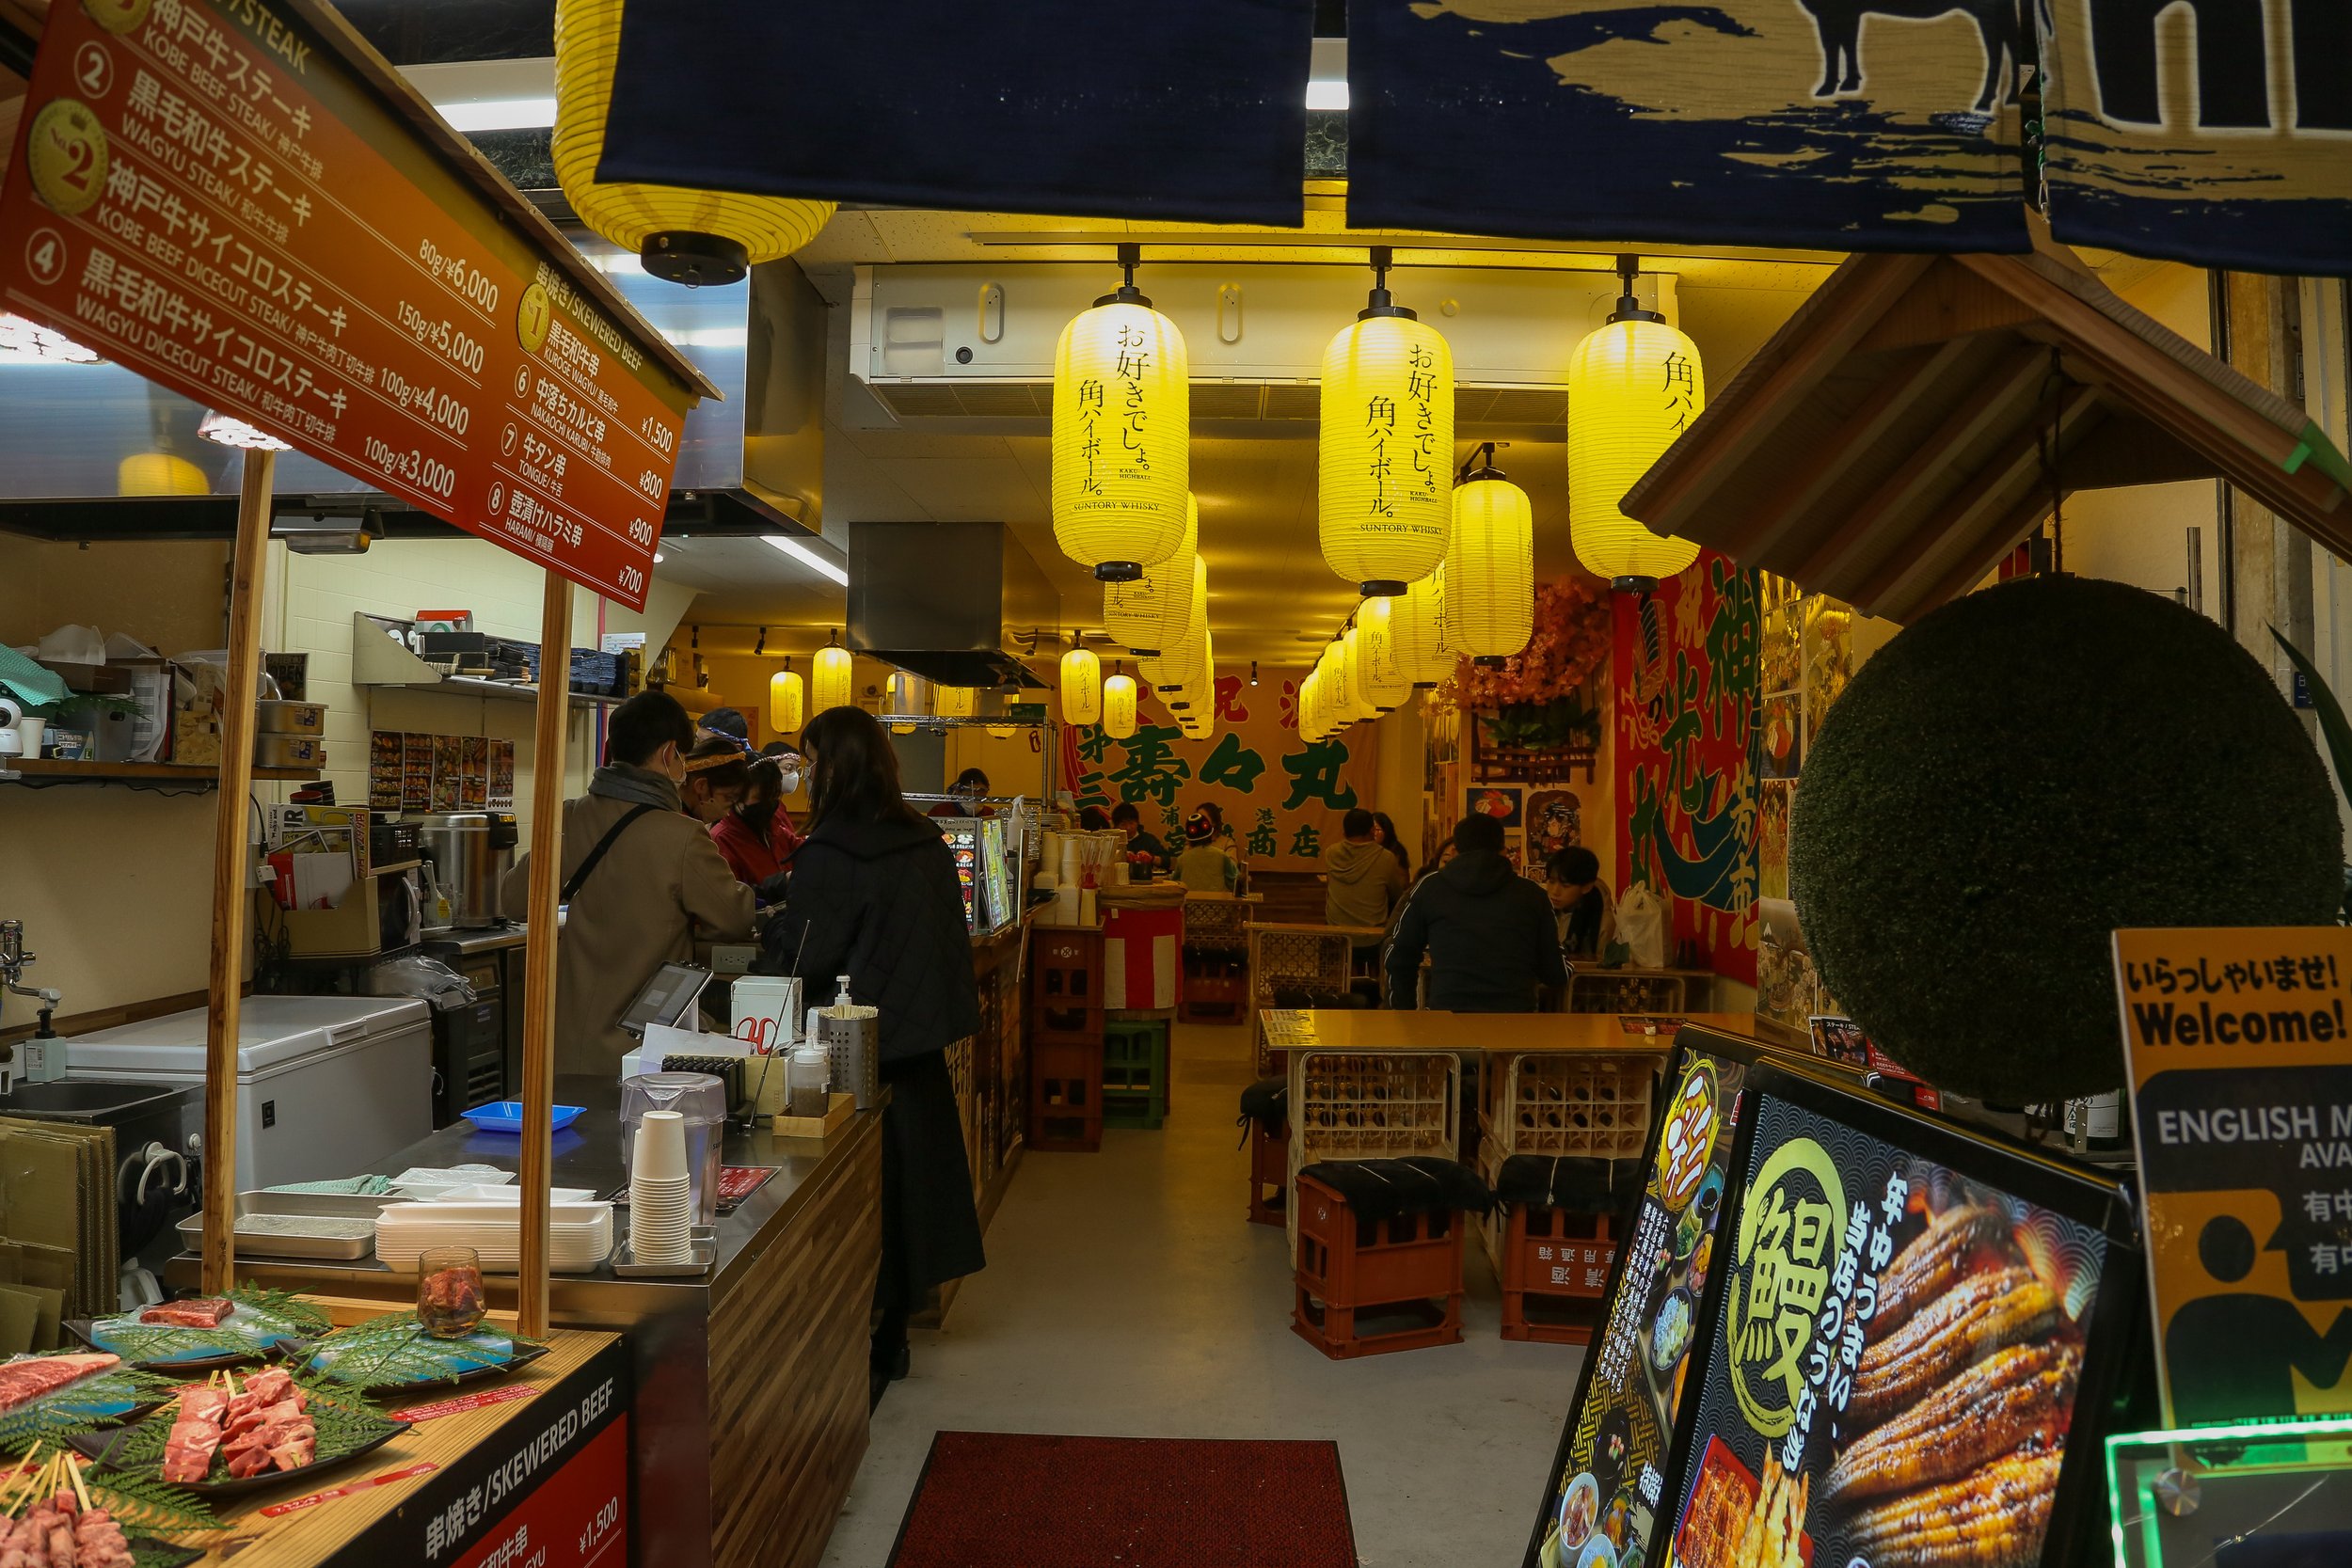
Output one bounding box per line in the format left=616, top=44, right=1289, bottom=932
left=1324, top=808, right=1407, bottom=940
left=1112, top=801, right=1168, bottom=878
left=1384, top=813, right=1566, bottom=1012
left=1173, top=808, right=1239, bottom=892
left=1545, top=846, right=1617, bottom=962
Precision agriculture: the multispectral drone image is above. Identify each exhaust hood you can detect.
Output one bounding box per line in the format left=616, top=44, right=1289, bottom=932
left=0, top=234, right=828, bottom=547
left=847, top=522, right=1061, bottom=690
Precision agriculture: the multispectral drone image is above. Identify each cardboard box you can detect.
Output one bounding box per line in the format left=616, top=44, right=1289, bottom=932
left=284, top=874, right=385, bottom=958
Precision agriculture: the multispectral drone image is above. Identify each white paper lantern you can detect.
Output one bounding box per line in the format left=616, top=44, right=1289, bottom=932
left=1318, top=252, right=1454, bottom=595
left=1104, top=495, right=1198, bottom=657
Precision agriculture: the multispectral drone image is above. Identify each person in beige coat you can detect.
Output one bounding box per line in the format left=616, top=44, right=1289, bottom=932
left=501, top=691, right=755, bottom=1076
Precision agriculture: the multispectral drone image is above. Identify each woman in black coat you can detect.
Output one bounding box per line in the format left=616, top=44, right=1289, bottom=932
left=755, top=705, right=984, bottom=1405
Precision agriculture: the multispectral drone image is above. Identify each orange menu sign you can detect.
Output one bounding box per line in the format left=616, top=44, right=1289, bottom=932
left=2113, top=926, right=2352, bottom=1429
left=0, top=0, right=697, bottom=610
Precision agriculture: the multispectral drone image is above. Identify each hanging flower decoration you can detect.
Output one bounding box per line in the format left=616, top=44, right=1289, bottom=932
left=1430, top=577, right=1613, bottom=716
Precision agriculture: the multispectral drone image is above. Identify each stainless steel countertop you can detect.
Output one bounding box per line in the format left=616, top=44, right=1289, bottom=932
left=421, top=923, right=530, bottom=958
left=172, top=1071, right=881, bottom=1310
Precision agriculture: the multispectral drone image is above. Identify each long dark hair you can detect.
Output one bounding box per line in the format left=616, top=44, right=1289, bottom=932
left=1371, top=811, right=1409, bottom=872
left=802, top=705, right=927, bottom=830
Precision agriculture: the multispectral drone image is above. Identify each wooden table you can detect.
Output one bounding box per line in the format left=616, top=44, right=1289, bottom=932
left=1260, top=1008, right=1767, bottom=1055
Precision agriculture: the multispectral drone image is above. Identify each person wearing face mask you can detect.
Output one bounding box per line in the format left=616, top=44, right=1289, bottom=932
left=710, top=753, right=805, bottom=888
left=501, top=690, right=754, bottom=1075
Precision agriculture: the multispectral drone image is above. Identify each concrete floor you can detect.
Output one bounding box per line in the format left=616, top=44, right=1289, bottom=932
left=819, top=1022, right=1584, bottom=1567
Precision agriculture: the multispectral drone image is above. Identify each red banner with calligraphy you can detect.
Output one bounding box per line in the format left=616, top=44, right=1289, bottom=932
left=1613, top=552, right=1758, bottom=984
left=0, top=0, right=696, bottom=609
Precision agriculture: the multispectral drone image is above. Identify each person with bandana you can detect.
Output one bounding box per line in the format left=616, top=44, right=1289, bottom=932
left=501, top=691, right=754, bottom=1074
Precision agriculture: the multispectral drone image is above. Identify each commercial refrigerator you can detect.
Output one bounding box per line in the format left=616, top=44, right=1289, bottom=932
left=64, top=995, right=433, bottom=1190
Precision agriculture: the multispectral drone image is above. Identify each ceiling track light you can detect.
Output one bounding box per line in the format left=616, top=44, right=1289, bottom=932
left=754, top=626, right=767, bottom=656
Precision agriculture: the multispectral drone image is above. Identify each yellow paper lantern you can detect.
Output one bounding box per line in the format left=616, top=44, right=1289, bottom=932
left=1059, top=645, right=1103, bottom=727
left=553, top=0, right=834, bottom=283
left=884, top=671, right=921, bottom=714
left=1138, top=557, right=1208, bottom=690
left=118, top=451, right=208, bottom=497
left=767, top=665, right=803, bottom=735
left=1104, top=495, right=1197, bottom=656
left=1448, top=459, right=1534, bottom=657
left=935, top=685, right=976, bottom=719
left=812, top=635, right=854, bottom=715
left=1358, top=596, right=1413, bottom=710
left=1568, top=270, right=1706, bottom=590
left=1301, top=664, right=1328, bottom=741
left=1392, top=565, right=1456, bottom=685
left=1103, top=671, right=1139, bottom=739
left=1051, top=251, right=1189, bottom=582
left=1318, top=250, right=1454, bottom=596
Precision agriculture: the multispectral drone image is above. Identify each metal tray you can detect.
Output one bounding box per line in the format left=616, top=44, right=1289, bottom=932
left=610, top=1226, right=716, bottom=1278
left=177, top=1193, right=384, bottom=1259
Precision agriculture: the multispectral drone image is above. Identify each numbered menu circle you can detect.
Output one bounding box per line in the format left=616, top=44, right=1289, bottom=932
left=80, top=0, right=151, bottom=37
left=27, top=99, right=109, bottom=218
left=516, top=283, right=553, bottom=355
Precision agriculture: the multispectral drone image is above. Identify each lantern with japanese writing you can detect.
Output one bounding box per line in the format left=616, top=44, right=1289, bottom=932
left=934, top=685, right=977, bottom=719
left=1052, top=249, right=1190, bottom=583
left=1059, top=644, right=1103, bottom=727
left=1392, top=565, right=1457, bottom=686
left=554, top=0, right=834, bottom=284
left=1104, top=495, right=1198, bottom=657
left=1448, top=451, right=1534, bottom=657
left=1103, top=668, right=1139, bottom=739
left=1568, top=261, right=1705, bottom=592
left=812, top=632, right=854, bottom=715
left=1358, top=596, right=1414, bottom=710
left=767, top=661, right=804, bottom=736
left=1318, top=249, right=1454, bottom=597
left=1140, top=558, right=1208, bottom=692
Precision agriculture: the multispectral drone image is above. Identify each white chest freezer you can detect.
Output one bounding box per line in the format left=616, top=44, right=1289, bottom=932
left=67, top=995, right=433, bottom=1190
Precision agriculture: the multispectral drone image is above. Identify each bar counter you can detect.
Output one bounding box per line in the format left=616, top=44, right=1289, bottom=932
left=168, top=1072, right=884, bottom=1568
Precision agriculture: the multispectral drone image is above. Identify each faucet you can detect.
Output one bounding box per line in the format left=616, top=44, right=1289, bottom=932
left=0, top=921, right=62, bottom=1093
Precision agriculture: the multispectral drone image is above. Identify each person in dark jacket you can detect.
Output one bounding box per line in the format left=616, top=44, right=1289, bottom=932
left=754, top=705, right=985, bottom=1406
left=1384, top=813, right=1567, bottom=1012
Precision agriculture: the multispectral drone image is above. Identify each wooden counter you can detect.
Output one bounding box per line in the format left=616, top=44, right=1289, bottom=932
left=172, top=1081, right=885, bottom=1568
left=169, top=1327, right=626, bottom=1567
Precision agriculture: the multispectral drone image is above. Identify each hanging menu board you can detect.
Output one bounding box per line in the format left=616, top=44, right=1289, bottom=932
left=1660, top=1070, right=2139, bottom=1568
left=1526, top=1036, right=1755, bottom=1568
left=0, top=0, right=702, bottom=610
left=2114, top=926, right=2352, bottom=1430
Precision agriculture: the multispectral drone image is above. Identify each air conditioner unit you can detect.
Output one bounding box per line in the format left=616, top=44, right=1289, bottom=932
left=845, top=262, right=1677, bottom=434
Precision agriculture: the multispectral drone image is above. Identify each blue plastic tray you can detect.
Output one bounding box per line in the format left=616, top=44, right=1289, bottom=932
left=461, top=1101, right=584, bottom=1134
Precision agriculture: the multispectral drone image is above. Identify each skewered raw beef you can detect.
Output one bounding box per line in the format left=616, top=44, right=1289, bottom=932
left=138, top=1298, right=233, bottom=1329
left=161, top=1386, right=229, bottom=1483
left=0, top=1484, right=137, bottom=1568
left=213, top=1375, right=318, bottom=1479
left=0, top=1355, right=119, bottom=1418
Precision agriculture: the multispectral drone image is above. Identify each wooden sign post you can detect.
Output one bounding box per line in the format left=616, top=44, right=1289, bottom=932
left=517, top=578, right=572, bottom=1338
left=200, top=448, right=276, bottom=1295
left=0, top=0, right=711, bottom=1309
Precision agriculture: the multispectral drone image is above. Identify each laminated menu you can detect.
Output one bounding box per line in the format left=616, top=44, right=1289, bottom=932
left=1661, top=1077, right=2135, bottom=1568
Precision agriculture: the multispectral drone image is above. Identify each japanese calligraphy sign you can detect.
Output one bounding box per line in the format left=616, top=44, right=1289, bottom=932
left=1667, top=1089, right=2109, bottom=1568
left=2115, top=926, right=2352, bottom=1428
left=1532, top=1045, right=1749, bottom=1568
left=0, top=0, right=700, bottom=610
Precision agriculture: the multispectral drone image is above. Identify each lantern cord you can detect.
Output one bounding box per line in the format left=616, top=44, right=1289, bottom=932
left=1359, top=245, right=1415, bottom=321
left=1608, top=253, right=1666, bottom=326
left=754, top=626, right=766, bottom=655
left=1097, top=243, right=1150, bottom=308
left=2036, top=345, right=2072, bottom=576
left=1458, top=440, right=1505, bottom=484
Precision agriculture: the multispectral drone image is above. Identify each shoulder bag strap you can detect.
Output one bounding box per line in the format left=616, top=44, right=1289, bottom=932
left=561, top=802, right=661, bottom=903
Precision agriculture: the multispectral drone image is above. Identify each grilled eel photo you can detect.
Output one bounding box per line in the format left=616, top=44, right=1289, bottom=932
left=1867, top=1205, right=2012, bottom=1344
left=1840, top=1449, right=2064, bottom=1568
left=1847, top=1268, right=2060, bottom=1426
left=1820, top=1341, right=2080, bottom=1503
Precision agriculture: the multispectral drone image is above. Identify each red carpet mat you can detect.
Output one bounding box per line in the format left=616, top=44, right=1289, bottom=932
left=886, top=1432, right=1358, bottom=1567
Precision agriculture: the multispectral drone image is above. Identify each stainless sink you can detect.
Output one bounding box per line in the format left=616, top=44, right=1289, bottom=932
left=0, top=1077, right=197, bottom=1124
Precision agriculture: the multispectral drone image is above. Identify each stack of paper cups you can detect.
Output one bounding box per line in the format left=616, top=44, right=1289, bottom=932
left=628, top=1110, right=694, bottom=1266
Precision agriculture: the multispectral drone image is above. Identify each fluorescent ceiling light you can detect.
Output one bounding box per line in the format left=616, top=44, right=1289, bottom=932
left=653, top=552, right=664, bottom=563
left=764, top=533, right=849, bottom=586
left=0, top=313, right=101, bottom=364
left=437, top=96, right=556, bottom=132
left=1305, top=79, right=1349, bottom=111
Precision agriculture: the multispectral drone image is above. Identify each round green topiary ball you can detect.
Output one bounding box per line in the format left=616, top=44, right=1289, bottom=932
left=1789, top=575, right=2342, bottom=1102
